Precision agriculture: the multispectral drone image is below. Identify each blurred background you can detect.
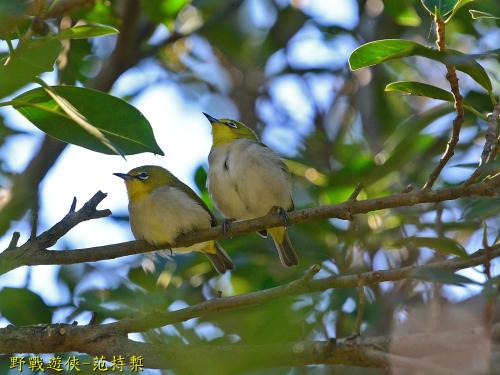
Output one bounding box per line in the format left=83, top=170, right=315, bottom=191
left=0, top=0, right=499, bottom=374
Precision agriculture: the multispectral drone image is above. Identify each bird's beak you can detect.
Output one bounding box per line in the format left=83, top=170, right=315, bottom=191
left=203, top=112, right=219, bottom=124
left=113, top=172, right=133, bottom=180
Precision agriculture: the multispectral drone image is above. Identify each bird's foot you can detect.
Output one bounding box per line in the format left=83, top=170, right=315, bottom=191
left=222, top=219, right=235, bottom=235
left=270, top=206, right=289, bottom=226
left=345, top=333, right=360, bottom=344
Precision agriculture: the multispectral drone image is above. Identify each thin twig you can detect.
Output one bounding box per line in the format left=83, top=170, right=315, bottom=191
left=465, top=103, right=500, bottom=185
left=2, top=191, right=110, bottom=257
left=483, top=104, right=500, bottom=164
left=435, top=203, right=444, bottom=237
left=139, top=0, right=245, bottom=60
left=349, top=183, right=363, bottom=201
left=354, top=279, right=366, bottom=337
left=30, top=189, right=39, bottom=240
left=482, top=221, right=496, bottom=339
left=423, top=16, right=465, bottom=190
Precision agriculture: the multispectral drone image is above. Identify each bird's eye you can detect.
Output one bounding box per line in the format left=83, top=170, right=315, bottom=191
left=137, top=172, right=149, bottom=180
left=226, top=121, right=237, bottom=128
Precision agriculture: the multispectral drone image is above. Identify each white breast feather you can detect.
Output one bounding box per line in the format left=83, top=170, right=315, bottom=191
left=129, top=186, right=212, bottom=253
left=208, top=139, right=292, bottom=220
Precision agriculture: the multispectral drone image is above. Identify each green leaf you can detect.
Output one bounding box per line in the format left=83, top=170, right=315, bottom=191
left=194, top=165, right=208, bottom=192
left=55, top=23, right=119, bottom=40
left=0, top=287, right=52, bottom=325
left=385, top=81, right=487, bottom=120
left=420, top=0, right=457, bottom=16
left=451, top=162, right=478, bottom=169
left=58, top=39, right=94, bottom=85
left=383, top=0, right=421, bottom=26
left=41, top=84, right=121, bottom=155
left=462, top=198, right=500, bottom=220
left=411, top=268, right=481, bottom=286
left=452, top=159, right=500, bottom=174
left=396, top=236, right=468, bottom=258
left=128, top=267, right=160, bottom=292
left=0, top=0, right=30, bottom=39
left=469, top=10, right=500, bottom=20
left=385, top=81, right=454, bottom=101
left=483, top=276, right=500, bottom=298
left=13, top=86, right=164, bottom=155
left=0, top=38, right=61, bottom=99
left=445, top=0, right=474, bottom=22
left=141, top=0, right=189, bottom=23
left=349, top=39, right=492, bottom=92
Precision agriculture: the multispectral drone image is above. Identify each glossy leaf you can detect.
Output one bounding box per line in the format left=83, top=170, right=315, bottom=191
left=58, top=39, right=94, bottom=85
left=385, top=81, right=487, bottom=120
left=420, top=0, right=457, bottom=16
left=462, top=198, right=500, bottom=220
left=469, top=10, right=500, bottom=19
left=445, top=0, right=474, bottom=22
left=128, top=266, right=159, bottom=292
left=13, top=86, right=164, bottom=155
left=385, top=81, right=454, bottom=101
left=411, top=268, right=481, bottom=286
left=349, top=39, right=492, bottom=92
left=0, top=38, right=61, bottom=98
left=141, top=0, right=189, bottom=23
left=55, top=23, right=119, bottom=40
left=0, top=0, right=30, bottom=39
left=396, top=236, right=468, bottom=258
left=483, top=276, right=500, bottom=298
left=383, top=0, right=421, bottom=26
left=452, top=159, right=500, bottom=174
left=42, top=84, right=121, bottom=155
left=0, top=287, right=52, bottom=325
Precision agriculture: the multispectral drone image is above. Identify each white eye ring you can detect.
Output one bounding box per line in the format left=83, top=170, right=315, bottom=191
left=137, top=172, right=149, bottom=180
left=226, top=121, right=237, bottom=128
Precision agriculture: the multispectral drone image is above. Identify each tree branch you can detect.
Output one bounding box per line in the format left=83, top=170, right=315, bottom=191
left=27, top=191, right=111, bottom=250
left=1, top=176, right=498, bottom=275
left=0, top=192, right=110, bottom=273
left=108, top=243, right=500, bottom=333
left=466, top=103, right=500, bottom=185
left=423, top=16, right=465, bottom=190
left=0, top=321, right=495, bottom=373
left=139, top=0, right=245, bottom=59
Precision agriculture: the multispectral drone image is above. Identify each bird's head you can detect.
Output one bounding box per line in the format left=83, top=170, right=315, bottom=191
left=203, top=113, right=258, bottom=146
left=114, top=165, right=176, bottom=201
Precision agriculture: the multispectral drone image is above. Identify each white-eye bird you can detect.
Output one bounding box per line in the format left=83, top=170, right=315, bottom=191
left=204, top=113, right=298, bottom=267
left=114, top=165, right=234, bottom=273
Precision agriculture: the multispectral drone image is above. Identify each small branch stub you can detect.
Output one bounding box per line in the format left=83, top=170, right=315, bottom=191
left=349, top=183, right=363, bottom=201
left=6, top=232, right=20, bottom=250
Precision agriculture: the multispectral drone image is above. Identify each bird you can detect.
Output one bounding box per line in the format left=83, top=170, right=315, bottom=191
left=114, top=165, right=234, bottom=274
left=203, top=113, right=298, bottom=267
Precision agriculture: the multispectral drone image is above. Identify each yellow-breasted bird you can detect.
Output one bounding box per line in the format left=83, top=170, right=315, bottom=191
left=203, top=113, right=298, bottom=267
left=114, top=165, right=234, bottom=273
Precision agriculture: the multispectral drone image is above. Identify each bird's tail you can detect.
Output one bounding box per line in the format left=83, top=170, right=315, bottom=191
left=268, top=227, right=298, bottom=267
left=205, top=241, right=234, bottom=274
